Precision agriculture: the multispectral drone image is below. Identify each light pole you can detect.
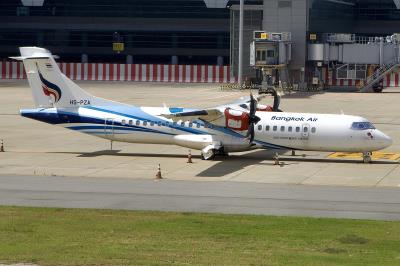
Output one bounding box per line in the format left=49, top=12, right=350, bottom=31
left=238, top=0, right=244, bottom=86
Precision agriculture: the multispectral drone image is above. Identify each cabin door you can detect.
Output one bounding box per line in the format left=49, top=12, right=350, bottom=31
left=104, top=118, right=115, bottom=139
left=301, top=123, right=310, bottom=140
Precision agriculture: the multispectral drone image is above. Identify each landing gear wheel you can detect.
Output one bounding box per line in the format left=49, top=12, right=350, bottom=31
left=372, top=83, right=383, bottom=93
left=362, top=152, right=372, bottom=163
left=216, top=148, right=229, bottom=157
left=201, top=149, right=216, bottom=160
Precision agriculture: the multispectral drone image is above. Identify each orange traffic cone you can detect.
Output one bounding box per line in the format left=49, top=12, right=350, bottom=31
left=187, top=149, right=193, bottom=163
left=273, top=153, right=280, bottom=165
left=155, top=164, right=162, bottom=179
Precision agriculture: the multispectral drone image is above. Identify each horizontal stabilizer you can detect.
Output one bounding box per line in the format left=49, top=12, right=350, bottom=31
left=9, top=47, right=59, bottom=61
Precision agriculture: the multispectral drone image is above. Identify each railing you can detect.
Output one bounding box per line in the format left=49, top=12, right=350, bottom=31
left=361, top=61, right=399, bottom=92
left=336, top=64, right=367, bottom=80
left=0, top=61, right=237, bottom=83
left=324, top=34, right=400, bottom=45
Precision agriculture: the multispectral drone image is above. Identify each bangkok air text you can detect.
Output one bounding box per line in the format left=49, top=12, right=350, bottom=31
left=271, top=116, right=318, bottom=122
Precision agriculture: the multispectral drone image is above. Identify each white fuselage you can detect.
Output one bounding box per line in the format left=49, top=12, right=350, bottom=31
left=25, top=106, right=391, bottom=154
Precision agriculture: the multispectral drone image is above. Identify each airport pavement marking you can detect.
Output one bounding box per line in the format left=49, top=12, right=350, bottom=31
left=328, top=151, right=400, bottom=161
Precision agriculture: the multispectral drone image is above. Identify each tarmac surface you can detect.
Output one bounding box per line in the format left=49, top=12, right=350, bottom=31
left=0, top=80, right=399, bottom=186
left=0, top=80, right=400, bottom=219
left=1, top=175, right=400, bottom=220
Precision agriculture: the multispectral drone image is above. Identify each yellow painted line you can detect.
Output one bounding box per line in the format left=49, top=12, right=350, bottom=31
left=328, top=152, right=400, bottom=161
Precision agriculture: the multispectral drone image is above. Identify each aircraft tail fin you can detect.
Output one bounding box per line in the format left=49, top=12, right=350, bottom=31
left=11, top=47, right=98, bottom=108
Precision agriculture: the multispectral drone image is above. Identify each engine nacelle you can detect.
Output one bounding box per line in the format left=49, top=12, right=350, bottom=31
left=173, top=134, right=253, bottom=152
left=173, top=135, right=219, bottom=150
left=224, top=108, right=249, bottom=131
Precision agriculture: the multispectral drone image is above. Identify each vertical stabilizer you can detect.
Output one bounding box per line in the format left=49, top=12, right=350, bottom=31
left=11, top=47, right=97, bottom=108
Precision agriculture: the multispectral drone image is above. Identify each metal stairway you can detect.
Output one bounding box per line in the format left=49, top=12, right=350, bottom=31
left=360, top=61, right=399, bottom=92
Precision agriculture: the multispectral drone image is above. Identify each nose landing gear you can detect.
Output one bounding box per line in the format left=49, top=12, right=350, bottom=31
left=362, top=152, right=372, bottom=163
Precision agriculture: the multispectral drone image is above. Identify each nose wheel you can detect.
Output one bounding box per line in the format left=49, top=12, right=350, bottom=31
left=362, top=152, right=372, bottom=163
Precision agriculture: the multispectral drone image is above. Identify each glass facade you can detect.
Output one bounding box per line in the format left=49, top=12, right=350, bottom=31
left=311, top=0, right=399, bottom=21
left=310, top=0, right=400, bottom=34
left=1, top=0, right=229, bottom=18
left=0, top=0, right=230, bottom=64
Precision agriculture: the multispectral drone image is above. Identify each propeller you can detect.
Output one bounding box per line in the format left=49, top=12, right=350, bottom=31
left=245, top=92, right=261, bottom=143
left=270, top=89, right=282, bottom=112
left=258, top=87, right=282, bottom=112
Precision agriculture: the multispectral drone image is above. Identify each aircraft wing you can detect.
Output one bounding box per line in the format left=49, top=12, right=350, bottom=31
left=220, top=94, right=269, bottom=109
left=160, top=109, right=223, bottom=122
left=160, top=92, right=276, bottom=123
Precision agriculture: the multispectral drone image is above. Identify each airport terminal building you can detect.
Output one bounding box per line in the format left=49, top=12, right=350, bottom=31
left=1, top=0, right=400, bottom=88
left=0, top=0, right=231, bottom=65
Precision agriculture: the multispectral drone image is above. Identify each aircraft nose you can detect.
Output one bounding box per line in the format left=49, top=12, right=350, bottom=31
left=376, top=130, right=393, bottom=149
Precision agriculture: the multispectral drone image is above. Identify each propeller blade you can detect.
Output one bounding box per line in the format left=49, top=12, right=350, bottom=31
left=249, top=92, right=256, bottom=116
left=249, top=124, right=255, bottom=143
left=271, top=89, right=281, bottom=112
left=252, top=115, right=261, bottom=124
left=245, top=123, right=255, bottom=143
left=246, top=91, right=260, bottom=143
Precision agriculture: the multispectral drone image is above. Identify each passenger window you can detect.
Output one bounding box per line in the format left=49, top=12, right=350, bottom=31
left=273, top=126, right=277, bottom=131
left=173, top=122, right=177, bottom=127
left=136, top=120, right=140, bottom=126
left=280, top=126, right=285, bottom=132
left=121, top=119, right=126, bottom=125
left=258, top=125, right=262, bottom=131
left=129, top=120, right=133, bottom=126
left=288, top=126, right=292, bottom=132
left=296, top=127, right=300, bottom=132
left=150, top=121, right=154, bottom=126
left=196, top=123, right=200, bottom=128
left=266, top=125, right=270, bottom=131
left=157, top=121, right=161, bottom=126
left=143, top=121, right=147, bottom=126
left=311, top=127, right=316, bottom=133
left=181, top=122, right=185, bottom=127
left=189, top=122, right=193, bottom=127
left=303, top=127, right=308, bottom=132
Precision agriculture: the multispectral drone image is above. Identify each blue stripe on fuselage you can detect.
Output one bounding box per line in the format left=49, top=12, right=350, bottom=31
left=67, top=125, right=174, bottom=135
left=83, top=105, right=206, bottom=135
left=21, top=106, right=295, bottom=150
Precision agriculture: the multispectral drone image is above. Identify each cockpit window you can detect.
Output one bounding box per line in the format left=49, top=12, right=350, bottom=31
left=351, top=122, right=375, bottom=130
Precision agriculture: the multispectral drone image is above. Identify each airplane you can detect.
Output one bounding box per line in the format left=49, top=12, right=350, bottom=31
left=11, top=47, right=392, bottom=163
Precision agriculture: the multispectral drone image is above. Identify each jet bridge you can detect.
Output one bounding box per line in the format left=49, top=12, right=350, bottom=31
left=307, top=33, right=400, bottom=92
left=249, top=31, right=292, bottom=91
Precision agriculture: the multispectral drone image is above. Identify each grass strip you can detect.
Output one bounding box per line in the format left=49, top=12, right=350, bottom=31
left=0, top=206, right=399, bottom=265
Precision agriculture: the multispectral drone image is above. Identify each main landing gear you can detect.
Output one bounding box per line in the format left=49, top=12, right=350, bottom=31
left=201, top=147, right=228, bottom=160
left=362, top=152, right=372, bottom=163
left=201, top=149, right=216, bottom=160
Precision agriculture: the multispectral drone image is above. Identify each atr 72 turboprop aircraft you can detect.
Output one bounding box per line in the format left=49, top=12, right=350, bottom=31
left=12, top=47, right=392, bottom=163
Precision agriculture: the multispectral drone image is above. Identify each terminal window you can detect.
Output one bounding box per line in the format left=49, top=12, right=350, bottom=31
left=267, top=50, right=275, bottom=58
left=256, top=50, right=266, bottom=61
